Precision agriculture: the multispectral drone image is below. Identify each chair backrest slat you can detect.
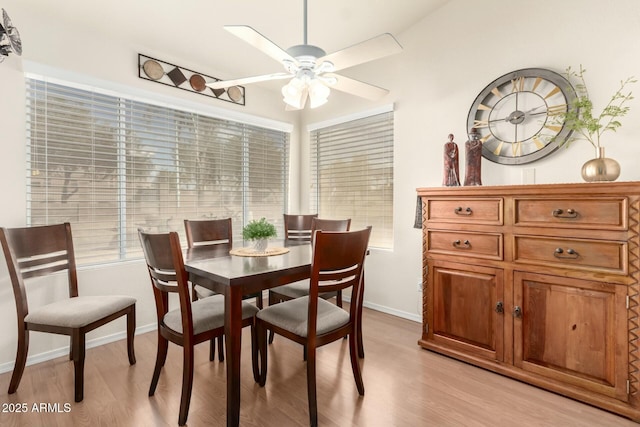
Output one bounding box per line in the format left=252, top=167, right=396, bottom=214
left=184, top=218, right=232, bottom=248
left=139, top=230, right=194, bottom=332
left=309, top=227, right=371, bottom=324
left=0, top=223, right=79, bottom=318
left=284, top=214, right=318, bottom=242
left=310, top=218, right=351, bottom=244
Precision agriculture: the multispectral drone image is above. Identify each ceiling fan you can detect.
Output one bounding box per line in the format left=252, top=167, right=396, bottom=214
left=206, top=0, right=402, bottom=110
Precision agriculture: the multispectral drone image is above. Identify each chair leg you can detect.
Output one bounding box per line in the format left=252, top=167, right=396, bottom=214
left=251, top=323, right=260, bottom=382
left=72, top=330, right=86, bottom=402
left=178, top=344, right=195, bottom=426
left=306, top=345, right=318, bottom=427
left=209, top=339, right=216, bottom=361
left=69, top=336, right=73, bottom=360
left=255, top=293, right=263, bottom=309
left=8, top=327, right=29, bottom=394
left=126, top=306, right=137, bottom=365
left=267, top=292, right=277, bottom=344
left=256, top=320, right=268, bottom=386
left=149, top=334, right=169, bottom=396
left=217, top=336, right=224, bottom=362
left=349, top=333, right=365, bottom=396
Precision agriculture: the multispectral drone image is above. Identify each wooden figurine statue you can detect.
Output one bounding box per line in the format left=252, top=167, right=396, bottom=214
left=464, top=128, right=482, bottom=186
left=442, top=134, right=460, bottom=186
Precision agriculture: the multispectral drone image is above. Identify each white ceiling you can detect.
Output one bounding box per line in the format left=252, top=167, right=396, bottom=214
left=18, top=0, right=449, bottom=88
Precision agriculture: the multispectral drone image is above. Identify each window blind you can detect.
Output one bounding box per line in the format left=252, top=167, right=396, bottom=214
left=26, top=78, right=289, bottom=265
left=310, top=111, right=394, bottom=248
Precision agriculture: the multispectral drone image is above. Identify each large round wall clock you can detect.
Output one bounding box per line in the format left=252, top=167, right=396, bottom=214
left=466, top=68, right=577, bottom=165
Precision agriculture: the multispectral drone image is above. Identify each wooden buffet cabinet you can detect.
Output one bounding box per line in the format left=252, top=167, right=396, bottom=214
left=417, top=182, right=640, bottom=420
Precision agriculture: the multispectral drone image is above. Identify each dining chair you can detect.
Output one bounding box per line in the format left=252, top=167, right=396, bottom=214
left=184, top=218, right=263, bottom=362
left=254, top=227, right=371, bottom=427
left=0, top=222, right=136, bottom=403
left=268, top=218, right=351, bottom=345
left=139, top=229, right=259, bottom=426
left=283, top=213, right=317, bottom=242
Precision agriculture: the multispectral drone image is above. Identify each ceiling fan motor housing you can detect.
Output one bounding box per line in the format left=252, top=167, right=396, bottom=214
left=286, top=44, right=326, bottom=60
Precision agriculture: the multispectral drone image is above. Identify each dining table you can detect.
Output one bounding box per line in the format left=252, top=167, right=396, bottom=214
left=184, top=240, right=367, bottom=426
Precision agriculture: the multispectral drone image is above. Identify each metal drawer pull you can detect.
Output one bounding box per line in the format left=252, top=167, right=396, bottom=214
left=552, top=208, right=577, bottom=218
left=452, top=239, right=471, bottom=249
left=495, top=301, right=504, bottom=313
left=513, top=306, right=522, bottom=318
left=454, top=207, right=472, bottom=215
left=554, top=247, right=579, bottom=259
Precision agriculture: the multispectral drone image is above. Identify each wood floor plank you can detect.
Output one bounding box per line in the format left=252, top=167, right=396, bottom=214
left=0, top=307, right=636, bottom=426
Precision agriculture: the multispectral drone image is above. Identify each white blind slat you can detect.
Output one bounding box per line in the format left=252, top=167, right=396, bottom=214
left=310, top=111, right=394, bottom=249
left=27, top=78, right=290, bottom=265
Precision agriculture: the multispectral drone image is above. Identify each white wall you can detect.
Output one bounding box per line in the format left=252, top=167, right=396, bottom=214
left=0, top=1, right=300, bottom=370
left=2, top=0, right=640, bottom=370
left=302, top=0, right=640, bottom=320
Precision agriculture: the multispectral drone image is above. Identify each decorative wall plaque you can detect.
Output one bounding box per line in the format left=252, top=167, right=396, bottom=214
left=138, top=54, right=245, bottom=106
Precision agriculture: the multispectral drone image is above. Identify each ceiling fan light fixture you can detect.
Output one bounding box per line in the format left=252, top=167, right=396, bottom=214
left=308, top=78, right=330, bottom=108
left=282, top=78, right=306, bottom=109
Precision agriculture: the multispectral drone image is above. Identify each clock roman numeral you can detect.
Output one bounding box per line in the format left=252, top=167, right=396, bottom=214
left=532, top=136, right=546, bottom=149
left=544, top=86, right=561, bottom=99
left=511, top=141, right=522, bottom=157
left=491, top=87, right=503, bottom=98
left=492, top=141, right=504, bottom=156
left=531, top=77, right=543, bottom=92
left=479, top=133, right=493, bottom=144
left=511, top=77, right=526, bottom=93
left=547, top=104, right=567, bottom=116
left=473, top=119, right=489, bottom=128
left=478, top=103, right=492, bottom=111
left=544, top=124, right=562, bottom=133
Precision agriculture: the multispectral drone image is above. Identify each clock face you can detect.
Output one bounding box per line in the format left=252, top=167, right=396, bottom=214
left=467, top=68, right=577, bottom=165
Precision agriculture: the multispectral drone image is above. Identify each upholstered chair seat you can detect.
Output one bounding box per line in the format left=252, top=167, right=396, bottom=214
left=163, top=295, right=258, bottom=336
left=25, top=296, right=136, bottom=328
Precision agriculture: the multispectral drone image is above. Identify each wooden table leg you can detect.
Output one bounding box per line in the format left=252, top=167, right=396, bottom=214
left=225, top=286, right=243, bottom=427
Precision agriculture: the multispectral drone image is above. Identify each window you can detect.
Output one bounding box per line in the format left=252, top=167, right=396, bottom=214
left=26, top=78, right=290, bottom=265
left=309, top=108, right=394, bottom=248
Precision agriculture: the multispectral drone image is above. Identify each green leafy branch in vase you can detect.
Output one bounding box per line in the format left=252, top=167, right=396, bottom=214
left=242, top=217, right=277, bottom=241
left=557, top=65, right=636, bottom=154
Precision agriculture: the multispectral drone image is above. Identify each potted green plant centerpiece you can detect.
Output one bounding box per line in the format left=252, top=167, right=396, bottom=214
left=242, top=217, right=277, bottom=253
left=557, top=65, right=636, bottom=181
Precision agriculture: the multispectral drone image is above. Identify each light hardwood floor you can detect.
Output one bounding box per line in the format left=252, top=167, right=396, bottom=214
left=0, top=306, right=636, bottom=426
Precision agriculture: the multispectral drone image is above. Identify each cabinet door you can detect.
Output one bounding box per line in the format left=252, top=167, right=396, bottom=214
left=514, top=271, right=628, bottom=401
left=428, top=261, right=504, bottom=362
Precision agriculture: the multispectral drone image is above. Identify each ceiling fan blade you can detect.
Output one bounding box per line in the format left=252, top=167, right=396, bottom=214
left=319, top=33, right=402, bottom=72
left=206, top=73, right=292, bottom=89
left=224, top=25, right=298, bottom=65
left=325, top=73, right=389, bottom=100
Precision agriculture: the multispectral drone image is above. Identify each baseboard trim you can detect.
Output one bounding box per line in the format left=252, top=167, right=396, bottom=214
left=0, top=323, right=156, bottom=375
left=0, top=300, right=420, bottom=375
left=343, top=296, right=421, bottom=323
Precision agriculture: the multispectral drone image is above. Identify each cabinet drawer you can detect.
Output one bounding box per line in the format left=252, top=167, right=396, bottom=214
left=514, top=197, right=627, bottom=230
left=514, top=235, right=627, bottom=274
left=427, top=198, right=503, bottom=225
left=428, top=230, right=503, bottom=260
